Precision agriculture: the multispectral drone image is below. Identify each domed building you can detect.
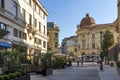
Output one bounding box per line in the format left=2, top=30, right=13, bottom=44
left=80, top=13, right=96, bottom=27
left=76, top=13, right=118, bottom=62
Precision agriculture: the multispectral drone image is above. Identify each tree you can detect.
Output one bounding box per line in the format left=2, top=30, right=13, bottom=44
left=102, top=30, right=114, bottom=64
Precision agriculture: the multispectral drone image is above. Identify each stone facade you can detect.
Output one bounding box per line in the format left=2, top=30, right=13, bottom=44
left=76, top=14, right=118, bottom=61
left=61, top=36, right=77, bottom=57
left=0, top=0, right=48, bottom=55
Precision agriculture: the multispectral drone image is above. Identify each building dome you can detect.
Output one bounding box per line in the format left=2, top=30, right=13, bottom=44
left=80, top=13, right=96, bottom=27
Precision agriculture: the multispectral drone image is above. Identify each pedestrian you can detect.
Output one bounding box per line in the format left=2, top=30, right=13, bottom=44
left=81, top=59, right=83, bottom=65
left=76, top=58, right=80, bottom=66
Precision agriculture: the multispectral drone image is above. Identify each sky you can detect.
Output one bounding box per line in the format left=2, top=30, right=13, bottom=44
left=39, top=0, right=117, bottom=45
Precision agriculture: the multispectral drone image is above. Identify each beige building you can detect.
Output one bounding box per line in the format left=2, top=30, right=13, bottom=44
left=76, top=14, right=118, bottom=62
left=0, top=0, right=48, bottom=57
left=112, top=0, right=120, bottom=61
left=47, top=22, right=59, bottom=53
left=61, top=36, right=77, bottom=57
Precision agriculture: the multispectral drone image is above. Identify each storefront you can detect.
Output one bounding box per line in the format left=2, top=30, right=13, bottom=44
left=82, top=54, right=99, bottom=62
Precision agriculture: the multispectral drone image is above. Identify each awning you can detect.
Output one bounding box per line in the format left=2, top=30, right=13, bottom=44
left=0, top=41, right=12, bottom=48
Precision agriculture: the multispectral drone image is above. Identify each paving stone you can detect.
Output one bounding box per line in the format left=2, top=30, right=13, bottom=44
left=31, top=64, right=101, bottom=80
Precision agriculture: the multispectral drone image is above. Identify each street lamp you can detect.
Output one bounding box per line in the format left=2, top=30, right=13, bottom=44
left=100, top=31, right=103, bottom=71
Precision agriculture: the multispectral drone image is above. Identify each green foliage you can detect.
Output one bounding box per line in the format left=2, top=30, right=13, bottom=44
left=8, top=73, right=16, bottom=79
left=102, top=30, right=114, bottom=57
left=15, top=72, right=21, bottom=77
left=41, top=53, right=52, bottom=69
left=12, top=42, right=27, bottom=53
left=19, top=64, right=29, bottom=75
left=116, top=61, right=120, bottom=68
left=0, top=52, right=4, bottom=65
left=3, top=75, right=9, bottom=80
left=0, top=76, right=4, bottom=80
left=53, top=56, right=66, bottom=68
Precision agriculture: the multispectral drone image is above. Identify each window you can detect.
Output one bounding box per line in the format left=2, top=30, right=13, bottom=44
left=0, top=23, right=6, bottom=30
left=29, top=14, right=32, bottom=25
left=43, top=13, right=45, bottom=19
left=92, top=33, right=95, bottom=39
left=22, top=32, right=27, bottom=40
left=39, top=39, right=41, bottom=45
left=75, top=48, right=77, bottom=52
left=82, top=34, right=85, bottom=37
left=47, top=32, right=49, bottom=36
left=22, top=8, right=25, bottom=21
left=0, top=0, right=4, bottom=8
left=39, top=22, right=41, bottom=32
left=13, top=28, right=18, bottom=37
left=39, top=8, right=41, bottom=14
left=13, top=1, right=17, bottom=16
left=33, top=18, right=37, bottom=27
left=82, top=40, right=86, bottom=49
left=34, top=3, right=36, bottom=10
left=34, top=37, right=37, bottom=43
left=19, top=31, right=22, bottom=38
left=29, top=0, right=31, bottom=5
left=55, top=32, right=58, bottom=38
left=44, top=26, right=45, bottom=35
left=34, top=37, right=41, bottom=45
left=55, top=42, right=58, bottom=48
left=92, top=43, right=95, bottom=49
left=43, top=41, right=46, bottom=48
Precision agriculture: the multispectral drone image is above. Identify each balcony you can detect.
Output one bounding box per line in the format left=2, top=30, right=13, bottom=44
left=0, top=7, right=26, bottom=26
left=27, top=24, right=37, bottom=35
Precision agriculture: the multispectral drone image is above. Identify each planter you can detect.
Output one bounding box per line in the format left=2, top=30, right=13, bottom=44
left=117, top=67, right=120, bottom=75
left=29, top=66, right=44, bottom=74
left=42, top=68, right=53, bottom=76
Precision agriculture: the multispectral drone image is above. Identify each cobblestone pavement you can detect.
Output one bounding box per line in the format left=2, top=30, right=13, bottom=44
left=31, top=63, right=101, bottom=80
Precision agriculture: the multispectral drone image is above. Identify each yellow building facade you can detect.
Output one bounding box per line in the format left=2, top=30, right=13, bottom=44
left=47, top=22, right=59, bottom=53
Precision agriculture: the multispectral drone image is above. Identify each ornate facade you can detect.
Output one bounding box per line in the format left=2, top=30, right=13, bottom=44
left=76, top=14, right=118, bottom=62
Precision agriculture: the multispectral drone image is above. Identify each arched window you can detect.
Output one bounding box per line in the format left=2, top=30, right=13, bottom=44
left=92, top=33, right=95, bottom=39
left=82, top=40, right=86, bottom=49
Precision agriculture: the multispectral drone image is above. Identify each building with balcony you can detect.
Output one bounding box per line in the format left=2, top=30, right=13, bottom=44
left=0, top=0, right=48, bottom=56
left=76, top=14, right=118, bottom=62
left=47, top=22, right=59, bottom=53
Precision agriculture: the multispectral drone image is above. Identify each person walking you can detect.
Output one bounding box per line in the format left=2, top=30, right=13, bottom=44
left=76, top=58, right=80, bottom=66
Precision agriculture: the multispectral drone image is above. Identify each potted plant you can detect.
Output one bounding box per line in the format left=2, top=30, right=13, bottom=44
left=41, top=53, right=53, bottom=76
left=116, top=61, right=120, bottom=75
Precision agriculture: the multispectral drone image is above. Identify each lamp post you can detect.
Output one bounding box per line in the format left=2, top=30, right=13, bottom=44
left=100, top=31, right=103, bottom=71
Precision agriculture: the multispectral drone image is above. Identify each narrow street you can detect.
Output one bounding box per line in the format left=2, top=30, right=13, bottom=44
left=31, top=63, right=101, bottom=80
